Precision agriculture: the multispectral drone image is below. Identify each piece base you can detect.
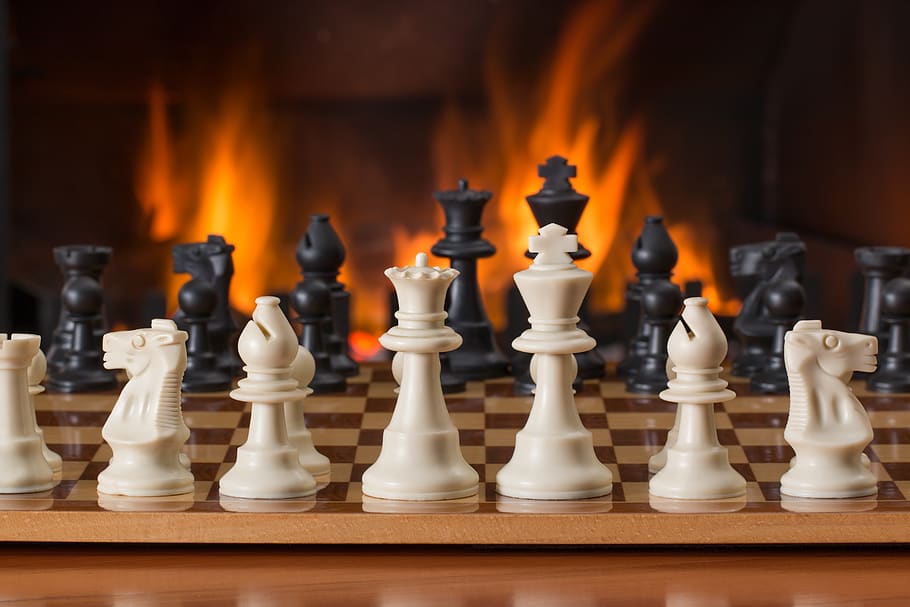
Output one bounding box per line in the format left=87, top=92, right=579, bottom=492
left=361, top=484, right=478, bottom=502
left=97, top=466, right=195, bottom=497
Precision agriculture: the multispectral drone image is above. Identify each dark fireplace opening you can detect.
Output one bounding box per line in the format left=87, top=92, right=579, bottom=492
left=3, top=0, right=909, bottom=351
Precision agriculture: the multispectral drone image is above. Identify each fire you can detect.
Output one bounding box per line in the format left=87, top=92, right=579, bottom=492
left=135, top=84, right=183, bottom=242
left=136, top=83, right=294, bottom=314
left=429, top=0, right=740, bottom=326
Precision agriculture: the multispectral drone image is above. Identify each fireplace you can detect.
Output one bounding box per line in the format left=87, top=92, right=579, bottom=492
left=4, top=0, right=909, bottom=350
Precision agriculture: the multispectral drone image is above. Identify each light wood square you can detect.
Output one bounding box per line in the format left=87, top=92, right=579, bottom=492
left=306, top=397, right=368, bottom=413
left=183, top=411, right=242, bottom=429
left=61, top=460, right=88, bottom=482
left=576, top=396, right=606, bottom=413
left=330, top=462, right=352, bottom=483
left=485, top=428, right=517, bottom=447
left=750, top=462, right=789, bottom=483
left=66, top=480, right=100, bottom=501
left=735, top=428, right=787, bottom=446
left=614, top=445, right=661, bottom=464
left=184, top=444, right=229, bottom=464
left=483, top=397, right=531, bottom=414
left=366, top=382, right=398, bottom=398
left=92, top=444, right=112, bottom=462
left=451, top=412, right=485, bottom=430
left=346, top=482, right=363, bottom=502
left=38, top=393, right=115, bottom=412
left=355, top=445, right=381, bottom=464
left=622, top=482, right=651, bottom=502
left=607, top=412, right=675, bottom=430
left=591, top=428, right=612, bottom=446
left=725, top=395, right=791, bottom=413
left=309, top=428, right=360, bottom=446
left=461, top=445, right=486, bottom=464
left=41, top=426, right=103, bottom=445
left=869, top=411, right=910, bottom=428
left=362, top=412, right=392, bottom=429
left=872, top=444, right=910, bottom=463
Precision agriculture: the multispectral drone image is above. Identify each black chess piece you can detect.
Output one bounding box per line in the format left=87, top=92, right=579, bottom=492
left=439, top=352, right=467, bottom=394
left=751, top=279, right=805, bottom=394
left=178, top=278, right=233, bottom=393
left=617, top=216, right=678, bottom=377
left=528, top=156, right=604, bottom=380
left=626, top=280, right=682, bottom=394
left=431, top=179, right=509, bottom=380
left=290, top=278, right=346, bottom=394
left=855, top=247, right=910, bottom=347
left=172, top=235, right=241, bottom=376
left=46, top=275, right=118, bottom=393
left=730, top=233, right=806, bottom=377
left=511, top=156, right=604, bottom=391
left=47, top=245, right=112, bottom=374
left=297, top=214, right=359, bottom=377
left=867, top=277, right=910, bottom=393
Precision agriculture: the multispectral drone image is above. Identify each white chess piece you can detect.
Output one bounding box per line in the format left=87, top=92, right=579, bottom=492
left=361, top=252, right=478, bottom=500
left=0, top=334, right=56, bottom=493
left=496, top=224, right=612, bottom=500
left=649, top=297, right=746, bottom=500
left=219, top=296, right=317, bottom=499
left=284, top=345, right=330, bottom=477
left=98, top=319, right=194, bottom=496
left=648, top=356, right=678, bottom=473
left=780, top=320, right=878, bottom=498
left=27, top=349, right=63, bottom=473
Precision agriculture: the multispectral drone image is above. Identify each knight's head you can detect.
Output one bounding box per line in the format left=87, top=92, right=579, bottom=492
left=102, top=319, right=188, bottom=376
left=784, top=320, right=877, bottom=381
left=171, top=236, right=233, bottom=282
left=730, top=233, right=806, bottom=280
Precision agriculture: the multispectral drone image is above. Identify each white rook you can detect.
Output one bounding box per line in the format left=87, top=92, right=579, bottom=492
left=0, top=334, right=56, bottom=493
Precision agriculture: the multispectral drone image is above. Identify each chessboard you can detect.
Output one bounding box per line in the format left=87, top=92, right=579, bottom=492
left=5, top=363, right=910, bottom=545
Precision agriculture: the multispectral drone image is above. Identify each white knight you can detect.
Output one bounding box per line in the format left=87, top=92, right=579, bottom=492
left=780, top=320, right=878, bottom=498
left=98, top=319, right=194, bottom=496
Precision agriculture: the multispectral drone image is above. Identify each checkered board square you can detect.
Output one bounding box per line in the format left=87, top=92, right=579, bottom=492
left=10, top=364, right=910, bottom=545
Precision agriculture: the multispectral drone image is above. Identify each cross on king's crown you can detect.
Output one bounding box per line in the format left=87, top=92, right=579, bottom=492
left=529, top=223, right=578, bottom=266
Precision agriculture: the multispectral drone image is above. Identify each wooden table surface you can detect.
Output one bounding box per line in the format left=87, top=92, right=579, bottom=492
left=1, top=546, right=908, bottom=605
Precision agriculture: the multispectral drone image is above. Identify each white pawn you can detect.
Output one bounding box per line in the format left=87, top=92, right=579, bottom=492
left=496, top=224, right=612, bottom=500
left=649, top=298, right=746, bottom=500
left=648, top=356, right=678, bottom=474
left=0, top=334, right=56, bottom=493
left=362, top=253, right=478, bottom=501
left=284, top=346, right=330, bottom=477
left=219, top=296, right=316, bottom=499
left=27, top=349, right=63, bottom=473
left=98, top=319, right=194, bottom=496
left=780, top=320, right=878, bottom=498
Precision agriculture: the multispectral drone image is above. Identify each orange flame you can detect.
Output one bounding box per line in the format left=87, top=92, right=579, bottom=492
left=135, top=84, right=183, bottom=241
left=426, top=0, right=740, bottom=323
left=136, top=82, right=295, bottom=314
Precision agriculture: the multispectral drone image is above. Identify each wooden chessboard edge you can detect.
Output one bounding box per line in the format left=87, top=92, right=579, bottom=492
left=2, top=511, right=910, bottom=545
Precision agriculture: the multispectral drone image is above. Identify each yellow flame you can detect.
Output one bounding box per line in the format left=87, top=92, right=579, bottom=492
left=135, top=84, right=182, bottom=241
left=137, top=82, right=289, bottom=315
left=428, top=0, right=740, bottom=325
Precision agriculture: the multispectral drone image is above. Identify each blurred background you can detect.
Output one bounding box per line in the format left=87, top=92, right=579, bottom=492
left=2, top=0, right=908, bottom=354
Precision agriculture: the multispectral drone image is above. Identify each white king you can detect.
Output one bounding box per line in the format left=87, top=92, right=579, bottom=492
left=496, top=224, right=613, bottom=500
